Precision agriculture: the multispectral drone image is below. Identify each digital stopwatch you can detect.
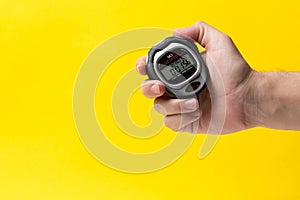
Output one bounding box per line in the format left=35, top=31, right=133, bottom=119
left=146, top=36, right=208, bottom=98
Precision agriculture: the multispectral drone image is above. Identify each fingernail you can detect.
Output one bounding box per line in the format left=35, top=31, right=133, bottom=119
left=136, top=65, right=141, bottom=73
left=183, top=99, right=197, bottom=110
left=151, top=84, right=161, bottom=94
left=136, top=63, right=143, bottom=74
left=141, top=80, right=148, bottom=87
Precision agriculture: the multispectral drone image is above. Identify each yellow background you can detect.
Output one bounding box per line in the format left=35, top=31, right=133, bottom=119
left=1, top=0, right=300, bottom=199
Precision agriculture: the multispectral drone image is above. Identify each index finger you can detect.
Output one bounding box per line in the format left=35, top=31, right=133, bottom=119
left=136, top=56, right=147, bottom=75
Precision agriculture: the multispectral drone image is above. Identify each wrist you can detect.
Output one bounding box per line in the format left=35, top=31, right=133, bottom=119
left=242, top=71, right=279, bottom=128
left=243, top=71, right=300, bottom=130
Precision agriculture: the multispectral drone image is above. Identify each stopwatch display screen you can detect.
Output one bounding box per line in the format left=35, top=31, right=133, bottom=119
left=157, top=48, right=197, bottom=85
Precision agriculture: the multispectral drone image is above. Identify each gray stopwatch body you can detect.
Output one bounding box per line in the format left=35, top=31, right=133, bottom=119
left=146, top=36, right=208, bottom=98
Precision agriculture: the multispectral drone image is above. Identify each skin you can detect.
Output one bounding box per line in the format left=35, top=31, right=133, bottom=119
left=136, top=21, right=300, bottom=134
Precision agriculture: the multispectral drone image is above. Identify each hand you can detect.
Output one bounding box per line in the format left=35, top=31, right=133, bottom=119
left=136, top=21, right=255, bottom=134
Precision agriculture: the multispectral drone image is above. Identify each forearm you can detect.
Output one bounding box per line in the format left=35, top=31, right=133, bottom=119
left=245, top=71, right=300, bottom=130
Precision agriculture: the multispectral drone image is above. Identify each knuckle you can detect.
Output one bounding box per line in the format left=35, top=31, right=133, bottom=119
left=154, top=104, right=166, bottom=115
left=164, top=117, right=180, bottom=131
left=195, top=20, right=205, bottom=27
left=175, top=99, right=186, bottom=112
left=221, top=33, right=232, bottom=43
left=180, top=99, right=199, bottom=113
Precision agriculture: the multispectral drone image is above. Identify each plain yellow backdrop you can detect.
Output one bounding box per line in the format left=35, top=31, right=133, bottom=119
left=1, top=0, right=300, bottom=199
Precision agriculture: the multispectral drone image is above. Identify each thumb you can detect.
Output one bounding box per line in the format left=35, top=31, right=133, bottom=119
left=173, top=21, right=229, bottom=51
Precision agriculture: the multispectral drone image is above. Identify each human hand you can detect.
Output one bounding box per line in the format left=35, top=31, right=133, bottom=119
left=136, top=21, right=255, bottom=134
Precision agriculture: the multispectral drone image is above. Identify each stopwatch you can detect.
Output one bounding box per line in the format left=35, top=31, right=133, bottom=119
left=146, top=36, right=208, bottom=98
